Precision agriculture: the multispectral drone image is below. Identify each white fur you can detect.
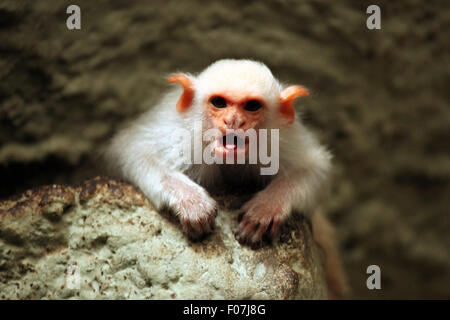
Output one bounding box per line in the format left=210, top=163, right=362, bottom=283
left=105, top=59, right=331, bottom=217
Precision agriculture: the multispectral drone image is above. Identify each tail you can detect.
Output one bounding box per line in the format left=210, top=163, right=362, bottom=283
left=311, top=209, right=350, bottom=299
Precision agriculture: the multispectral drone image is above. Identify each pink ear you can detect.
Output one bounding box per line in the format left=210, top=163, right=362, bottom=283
left=279, top=86, right=309, bottom=124
left=168, top=74, right=194, bottom=113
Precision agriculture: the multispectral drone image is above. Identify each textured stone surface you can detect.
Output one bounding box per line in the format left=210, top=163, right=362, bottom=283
left=0, top=177, right=326, bottom=299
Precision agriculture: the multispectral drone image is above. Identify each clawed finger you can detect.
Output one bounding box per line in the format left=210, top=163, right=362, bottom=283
left=180, top=210, right=216, bottom=240
left=270, top=217, right=281, bottom=236
left=235, top=212, right=282, bottom=248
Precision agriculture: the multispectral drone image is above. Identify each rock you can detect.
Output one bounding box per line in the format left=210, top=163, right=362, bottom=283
left=0, top=176, right=327, bottom=299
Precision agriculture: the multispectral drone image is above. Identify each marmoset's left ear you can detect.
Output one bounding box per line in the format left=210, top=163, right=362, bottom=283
left=279, top=85, right=309, bottom=125
left=168, top=73, right=194, bottom=113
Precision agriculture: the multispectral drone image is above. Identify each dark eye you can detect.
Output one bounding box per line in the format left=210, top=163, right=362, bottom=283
left=210, top=96, right=227, bottom=108
left=244, top=100, right=262, bottom=112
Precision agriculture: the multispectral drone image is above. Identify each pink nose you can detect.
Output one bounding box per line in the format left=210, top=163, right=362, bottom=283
left=223, top=116, right=245, bottom=129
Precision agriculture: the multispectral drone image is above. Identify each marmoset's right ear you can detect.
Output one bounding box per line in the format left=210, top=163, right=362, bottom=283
left=168, top=74, right=194, bottom=113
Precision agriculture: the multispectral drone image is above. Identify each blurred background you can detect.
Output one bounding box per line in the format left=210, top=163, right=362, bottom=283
left=0, top=0, right=449, bottom=299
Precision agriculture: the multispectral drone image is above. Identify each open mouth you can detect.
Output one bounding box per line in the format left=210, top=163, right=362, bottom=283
left=222, top=133, right=244, bottom=150
left=214, top=133, right=248, bottom=155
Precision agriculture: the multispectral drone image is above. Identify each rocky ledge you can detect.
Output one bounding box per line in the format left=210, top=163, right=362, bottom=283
left=0, top=176, right=326, bottom=299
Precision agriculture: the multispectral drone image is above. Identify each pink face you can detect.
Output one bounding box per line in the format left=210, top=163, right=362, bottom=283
left=169, top=73, right=309, bottom=159
left=205, top=92, right=266, bottom=158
